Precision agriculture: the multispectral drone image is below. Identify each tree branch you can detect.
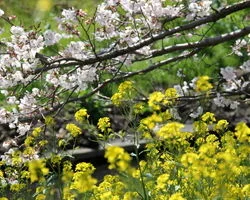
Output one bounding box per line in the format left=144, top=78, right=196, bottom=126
left=34, top=1, right=250, bottom=74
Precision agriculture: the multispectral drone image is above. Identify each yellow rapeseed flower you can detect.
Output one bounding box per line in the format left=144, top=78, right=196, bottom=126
left=242, top=184, right=250, bottom=197
left=50, top=154, right=62, bottom=166
left=24, top=136, right=34, bottom=147
left=70, top=162, right=97, bottom=193
left=111, top=81, right=134, bottom=106
left=28, top=159, right=49, bottom=183
left=35, top=194, right=46, bottom=200
left=63, top=186, right=76, bottom=200
left=148, top=91, right=165, bottom=110
left=97, top=117, right=111, bottom=132
left=38, top=140, right=48, bottom=147
left=133, top=102, right=145, bottom=114
left=10, top=183, right=26, bottom=192
left=140, top=113, right=163, bottom=130
left=118, top=81, right=133, bottom=93
left=235, top=122, right=250, bottom=142
left=169, top=193, right=186, bottom=200
left=195, top=76, right=213, bottom=92
left=111, top=92, right=123, bottom=106
left=71, top=172, right=97, bottom=193
left=156, top=173, right=169, bottom=190
left=44, top=116, right=55, bottom=126
left=74, top=108, right=89, bottom=122
left=165, top=88, right=179, bottom=105
left=105, top=146, right=131, bottom=171
left=181, top=152, right=199, bottom=167
left=32, top=127, right=42, bottom=137
left=66, top=123, right=82, bottom=137
left=123, top=192, right=140, bottom=200
left=156, top=122, right=184, bottom=139
left=75, top=162, right=96, bottom=174
left=201, top=112, right=216, bottom=123
left=215, top=119, right=229, bottom=131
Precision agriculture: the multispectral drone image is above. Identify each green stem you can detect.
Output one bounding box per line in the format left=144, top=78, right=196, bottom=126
left=135, top=147, right=149, bottom=200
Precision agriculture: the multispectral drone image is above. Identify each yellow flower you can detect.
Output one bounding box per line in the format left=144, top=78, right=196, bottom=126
left=156, top=122, right=184, bottom=139
left=63, top=186, right=76, bottom=200
left=62, top=161, right=74, bottom=183
left=156, top=173, right=169, bottom=190
left=105, top=146, right=131, bottom=171
left=193, top=121, right=208, bottom=134
left=169, top=193, right=186, bottom=200
left=32, top=127, right=42, bottom=137
left=123, top=192, right=140, bottom=200
left=24, top=136, right=34, bottom=147
left=0, top=198, right=8, bottom=200
left=28, top=159, right=49, bottom=183
left=133, top=102, right=145, bottom=114
left=111, top=81, right=134, bottom=106
left=235, top=122, right=250, bottom=142
left=38, top=140, right=48, bottom=147
left=118, top=81, right=133, bottom=93
left=201, top=112, right=216, bottom=123
left=23, top=146, right=36, bottom=156
left=140, top=113, right=162, bottom=130
left=71, top=162, right=97, bottom=193
left=66, top=123, right=82, bottom=137
left=50, top=154, right=62, bottom=166
left=215, top=119, right=229, bottom=131
left=242, top=184, right=250, bottom=197
left=148, top=91, right=165, bottom=110
left=181, top=152, right=199, bottom=167
left=10, top=183, right=26, bottom=192
left=195, top=76, right=213, bottom=92
left=165, top=88, right=179, bottom=105
left=74, top=108, right=89, bottom=122
left=111, top=92, right=123, bottom=106
left=71, top=172, right=97, bottom=193
left=21, top=170, right=30, bottom=179
left=35, top=194, right=46, bottom=200
left=44, top=116, right=55, bottom=126
left=75, top=162, right=96, bottom=174
left=97, top=117, right=111, bottom=132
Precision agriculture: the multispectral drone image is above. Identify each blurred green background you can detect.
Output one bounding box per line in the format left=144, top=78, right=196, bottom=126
left=0, top=0, right=100, bottom=27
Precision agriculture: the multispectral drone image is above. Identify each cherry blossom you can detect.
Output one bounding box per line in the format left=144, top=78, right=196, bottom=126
left=0, top=9, right=4, bottom=17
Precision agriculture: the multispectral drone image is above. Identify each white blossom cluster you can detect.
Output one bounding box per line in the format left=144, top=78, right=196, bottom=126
left=186, top=0, right=212, bottom=20
left=0, top=8, right=4, bottom=17
left=232, top=39, right=248, bottom=56
left=0, top=26, right=43, bottom=89
left=95, top=0, right=182, bottom=42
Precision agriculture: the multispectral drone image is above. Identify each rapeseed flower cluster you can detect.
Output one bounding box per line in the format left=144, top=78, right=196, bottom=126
left=148, top=88, right=178, bottom=111
left=70, top=162, right=97, bottom=193
left=0, top=86, right=249, bottom=200
left=111, top=81, right=134, bottom=106
left=97, top=117, right=111, bottom=133
left=105, top=146, right=131, bottom=172
left=44, top=116, right=55, bottom=126
left=74, top=108, right=89, bottom=122
left=66, top=123, right=82, bottom=137
left=194, top=75, right=213, bottom=92
left=28, top=159, right=49, bottom=183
